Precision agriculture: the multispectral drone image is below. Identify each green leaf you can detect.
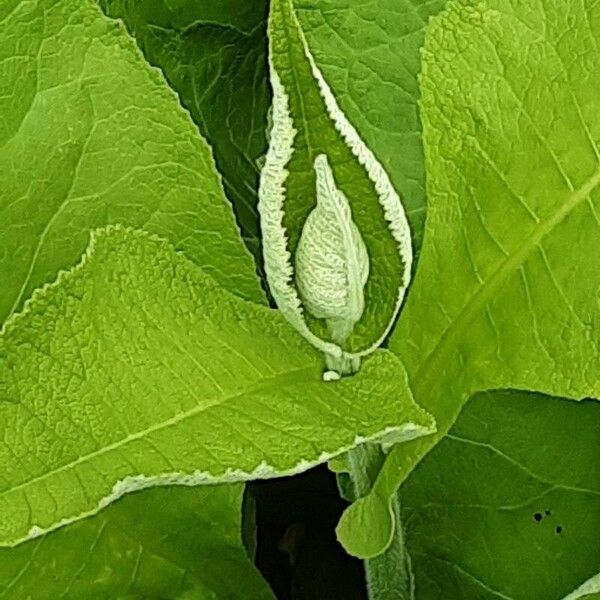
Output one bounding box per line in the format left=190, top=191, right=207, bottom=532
left=0, top=485, right=274, bottom=599
left=0, top=0, right=263, bottom=326
left=293, top=0, right=448, bottom=251
left=338, top=0, right=600, bottom=557
left=97, top=0, right=271, bottom=266
left=261, top=0, right=413, bottom=357
left=400, top=391, right=600, bottom=600
left=0, top=226, right=434, bottom=547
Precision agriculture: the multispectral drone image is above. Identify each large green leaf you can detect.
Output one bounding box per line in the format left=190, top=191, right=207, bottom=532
left=293, top=0, right=447, bottom=250
left=0, top=485, right=274, bottom=599
left=98, top=0, right=271, bottom=266
left=401, top=391, right=600, bottom=600
left=0, top=0, right=263, bottom=326
left=0, top=226, right=434, bottom=547
left=262, top=0, right=413, bottom=356
left=338, top=0, right=600, bottom=557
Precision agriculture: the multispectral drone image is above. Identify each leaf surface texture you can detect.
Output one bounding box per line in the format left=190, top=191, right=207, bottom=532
left=0, top=485, right=274, bottom=599
left=338, top=0, right=600, bottom=557
left=98, top=0, right=271, bottom=267
left=402, top=392, right=600, bottom=600
left=0, top=227, right=433, bottom=546
left=0, top=0, right=263, bottom=325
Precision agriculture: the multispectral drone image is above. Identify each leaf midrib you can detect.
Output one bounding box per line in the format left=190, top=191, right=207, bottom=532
left=0, top=364, right=318, bottom=500
left=413, top=166, right=600, bottom=404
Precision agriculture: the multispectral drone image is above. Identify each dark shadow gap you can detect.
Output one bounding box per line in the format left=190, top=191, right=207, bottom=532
left=248, top=465, right=367, bottom=600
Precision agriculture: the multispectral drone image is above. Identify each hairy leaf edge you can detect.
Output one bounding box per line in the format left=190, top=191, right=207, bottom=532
left=13, top=423, right=428, bottom=548
left=563, top=573, right=600, bottom=600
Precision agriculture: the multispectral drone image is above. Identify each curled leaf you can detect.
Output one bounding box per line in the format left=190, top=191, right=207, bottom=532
left=295, top=154, right=369, bottom=346
left=259, top=0, right=413, bottom=373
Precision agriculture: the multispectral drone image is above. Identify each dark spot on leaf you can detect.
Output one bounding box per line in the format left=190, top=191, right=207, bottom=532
left=555, top=526, right=563, bottom=534
left=545, top=509, right=551, bottom=516
left=533, top=512, right=543, bottom=522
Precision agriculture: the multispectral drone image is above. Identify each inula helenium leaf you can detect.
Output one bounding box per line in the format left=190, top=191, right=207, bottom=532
left=98, top=0, right=271, bottom=268
left=401, top=392, right=600, bottom=600
left=0, top=227, right=434, bottom=547
left=0, top=0, right=264, bottom=326
left=337, top=0, right=600, bottom=559
left=259, top=0, right=413, bottom=374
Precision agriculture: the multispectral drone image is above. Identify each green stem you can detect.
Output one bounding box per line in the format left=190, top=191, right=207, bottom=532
left=325, top=350, right=360, bottom=376
left=346, top=444, right=414, bottom=600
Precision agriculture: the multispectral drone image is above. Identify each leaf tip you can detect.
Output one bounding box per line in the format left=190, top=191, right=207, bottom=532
left=336, top=493, right=395, bottom=559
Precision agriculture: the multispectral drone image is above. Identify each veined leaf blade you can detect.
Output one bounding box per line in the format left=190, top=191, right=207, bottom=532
left=0, top=226, right=433, bottom=547
left=338, top=0, right=600, bottom=558
left=293, top=0, right=448, bottom=252
left=402, top=392, right=600, bottom=600
left=98, top=0, right=271, bottom=269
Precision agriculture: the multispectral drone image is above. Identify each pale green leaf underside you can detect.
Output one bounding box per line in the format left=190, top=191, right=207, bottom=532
left=98, top=0, right=271, bottom=268
left=563, top=575, right=600, bottom=600
left=564, top=577, right=600, bottom=600
left=0, top=0, right=263, bottom=326
left=295, top=154, right=369, bottom=344
left=0, top=227, right=434, bottom=547
left=261, top=0, right=412, bottom=356
left=402, top=391, right=600, bottom=600
left=0, top=485, right=274, bottom=599
left=338, top=0, right=600, bottom=557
